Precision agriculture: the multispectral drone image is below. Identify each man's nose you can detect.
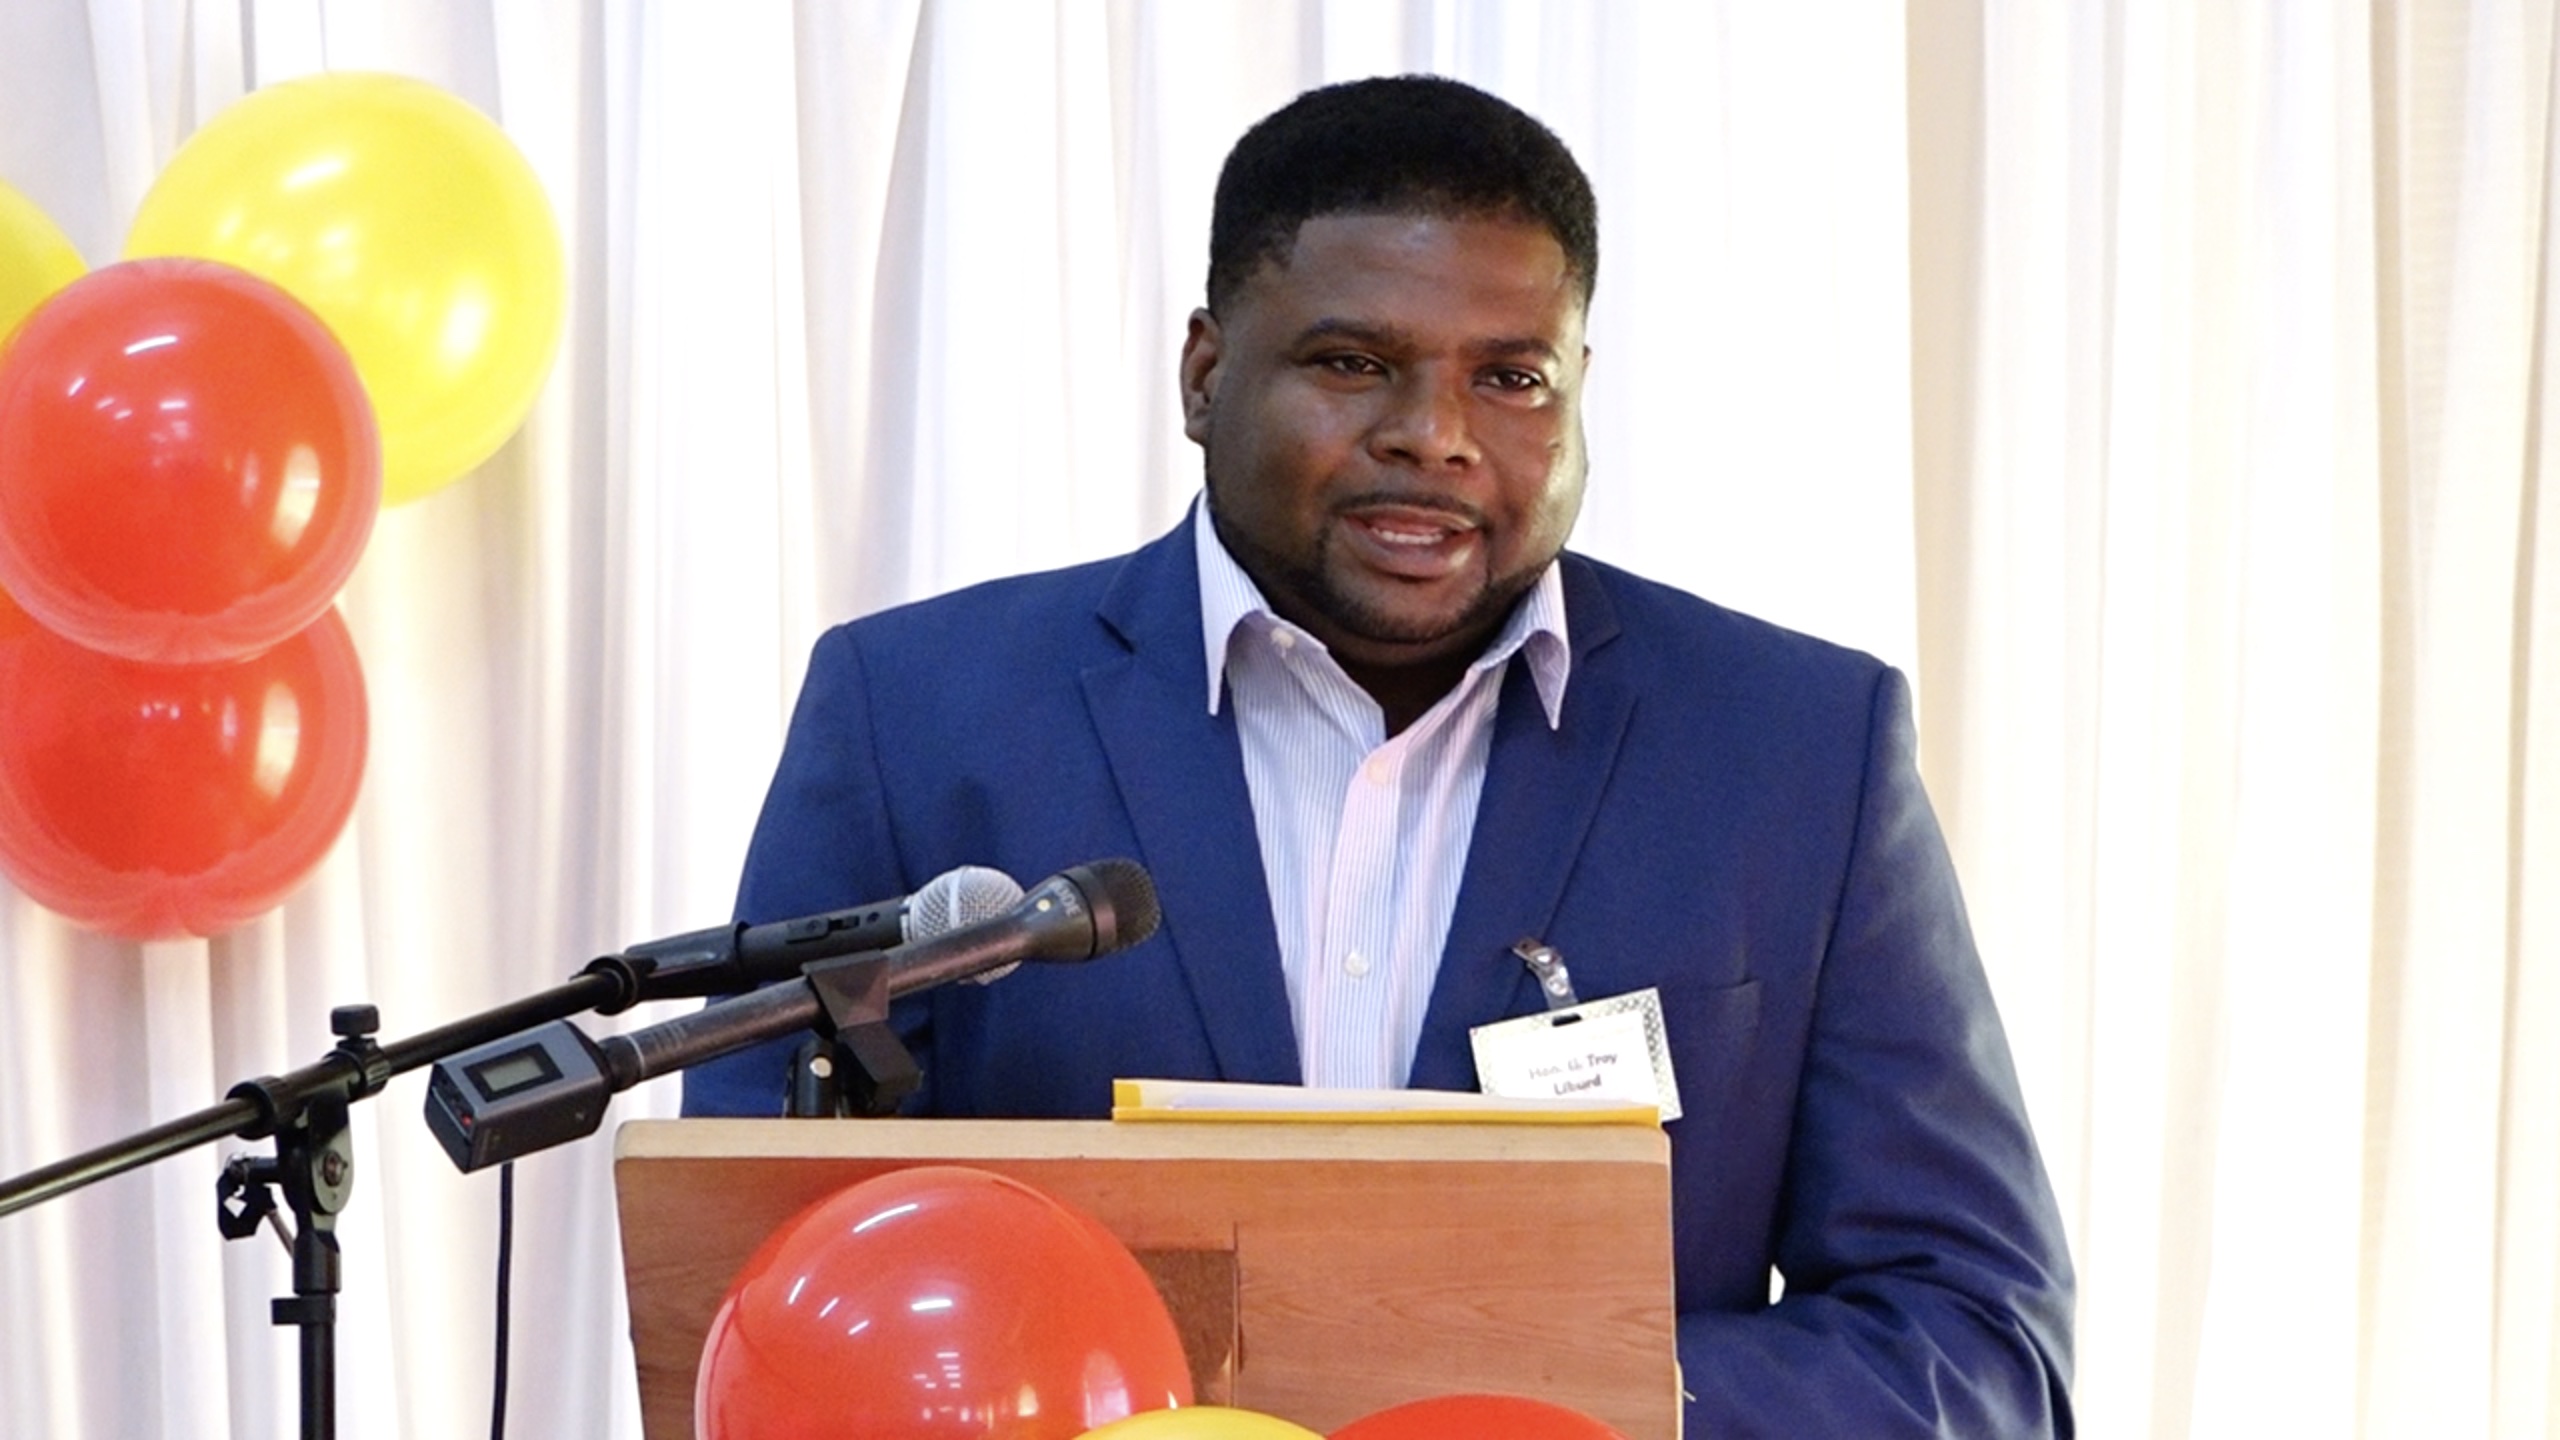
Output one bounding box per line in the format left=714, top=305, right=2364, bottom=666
left=1368, top=372, right=1481, bottom=470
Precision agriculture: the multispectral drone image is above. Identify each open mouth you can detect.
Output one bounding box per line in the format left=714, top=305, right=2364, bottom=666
left=1339, top=505, right=1480, bottom=579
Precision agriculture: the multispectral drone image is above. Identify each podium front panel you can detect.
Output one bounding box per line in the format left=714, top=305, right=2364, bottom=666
left=614, top=1117, right=1678, bottom=1437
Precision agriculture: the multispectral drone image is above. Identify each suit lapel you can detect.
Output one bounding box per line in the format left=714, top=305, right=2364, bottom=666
left=1081, top=525, right=1302, bottom=1085
left=1407, top=557, right=1634, bottom=1090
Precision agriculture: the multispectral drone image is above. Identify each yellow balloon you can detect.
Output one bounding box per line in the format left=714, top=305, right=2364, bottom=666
left=125, top=72, right=564, bottom=505
left=1079, top=1407, right=1326, bottom=1440
left=0, top=180, right=85, bottom=345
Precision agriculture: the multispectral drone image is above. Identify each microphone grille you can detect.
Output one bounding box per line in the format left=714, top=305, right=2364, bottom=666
left=906, top=865, right=1025, bottom=940
left=1082, top=858, right=1162, bottom=949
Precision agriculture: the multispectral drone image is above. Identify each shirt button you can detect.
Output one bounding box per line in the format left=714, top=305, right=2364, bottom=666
left=1362, top=757, right=1390, bottom=784
left=1343, top=951, right=1371, bottom=978
left=1270, top=629, right=1296, bottom=652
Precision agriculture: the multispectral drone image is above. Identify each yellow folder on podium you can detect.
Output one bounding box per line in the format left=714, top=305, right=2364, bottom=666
left=1110, top=1076, right=1662, bottom=1125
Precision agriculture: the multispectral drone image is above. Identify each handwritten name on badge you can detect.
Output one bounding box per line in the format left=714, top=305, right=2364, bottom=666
left=1523, top=1048, right=1625, bottom=1094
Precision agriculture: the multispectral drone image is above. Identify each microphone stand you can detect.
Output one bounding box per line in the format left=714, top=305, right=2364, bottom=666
left=0, top=957, right=663, bottom=1440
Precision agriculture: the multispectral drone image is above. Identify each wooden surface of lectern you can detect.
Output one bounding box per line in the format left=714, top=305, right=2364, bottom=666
left=615, top=1117, right=1679, bottom=1437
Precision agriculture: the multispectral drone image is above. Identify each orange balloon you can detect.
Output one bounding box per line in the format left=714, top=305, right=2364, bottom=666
left=0, top=597, right=367, bottom=938
left=0, top=258, right=378, bottom=664
left=1329, top=1395, right=1629, bottom=1440
left=696, top=1165, right=1193, bottom=1438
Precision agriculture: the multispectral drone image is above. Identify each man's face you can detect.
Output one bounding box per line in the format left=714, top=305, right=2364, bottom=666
left=1180, top=212, right=1590, bottom=677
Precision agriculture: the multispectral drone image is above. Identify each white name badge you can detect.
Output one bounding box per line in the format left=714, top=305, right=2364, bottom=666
left=1469, top=987, right=1682, bottom=1122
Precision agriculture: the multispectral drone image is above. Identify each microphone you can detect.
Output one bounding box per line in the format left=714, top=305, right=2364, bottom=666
left=423, top=859, right=1159, bottom=1171
left=602, top=859, right=1160, bottom=1089
left=612, top=864, right=1025, bottom=1000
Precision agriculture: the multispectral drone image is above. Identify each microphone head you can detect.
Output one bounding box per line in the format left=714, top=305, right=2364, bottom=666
left=1064, top=858, right=1160, bottom=955
left=882, top=859, right=1163, bottom=996
left=905, top=865, right=1024, bottom=941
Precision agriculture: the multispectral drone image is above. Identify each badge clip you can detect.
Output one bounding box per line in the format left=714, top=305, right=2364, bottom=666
left=1511, top=937, right=1581, bottom=1011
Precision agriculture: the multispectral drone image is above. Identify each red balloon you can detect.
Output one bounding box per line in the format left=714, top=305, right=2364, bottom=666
left=696, top=1165, right=1192, bottom=1439
left=0, top=257, right=378, bottom=664
left=1330, top=1395, right=1629, bottom=1440
left=0, top=593, right=367, bottom=938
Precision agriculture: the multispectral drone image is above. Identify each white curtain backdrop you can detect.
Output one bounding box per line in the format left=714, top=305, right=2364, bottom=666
left=0, top=2, right=2550, bottom=1437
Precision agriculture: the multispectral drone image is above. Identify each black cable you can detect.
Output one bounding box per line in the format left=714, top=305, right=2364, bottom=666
left=490, top=1160, right=514, bottom=1440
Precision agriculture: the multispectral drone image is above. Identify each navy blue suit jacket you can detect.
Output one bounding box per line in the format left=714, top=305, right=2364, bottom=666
left=684, top=522, right=2075, bottom=1436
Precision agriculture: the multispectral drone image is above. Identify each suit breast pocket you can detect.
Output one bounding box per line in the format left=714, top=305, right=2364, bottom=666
left=1660, top=975, right=1764, bottom=1128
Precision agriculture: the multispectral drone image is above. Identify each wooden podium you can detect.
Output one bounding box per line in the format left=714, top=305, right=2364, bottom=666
left=614, top=1117, right=1680, bottom=1437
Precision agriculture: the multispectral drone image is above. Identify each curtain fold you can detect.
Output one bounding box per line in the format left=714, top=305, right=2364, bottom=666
left=0, top=2, right=2552, bottom=1436
left=2366, top=3, right=2556, bottom=1436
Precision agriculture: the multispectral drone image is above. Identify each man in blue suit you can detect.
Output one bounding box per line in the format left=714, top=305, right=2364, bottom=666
left=685, top=75, right=2074, bottom=1436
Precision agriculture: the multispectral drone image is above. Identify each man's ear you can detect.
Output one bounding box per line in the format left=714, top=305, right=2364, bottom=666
left=1178, top=308, right=1221, bottom=445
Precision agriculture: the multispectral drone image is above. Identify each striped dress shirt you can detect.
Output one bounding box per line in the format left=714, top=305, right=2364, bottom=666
left=1192, top=502, right=1570, bottom=1089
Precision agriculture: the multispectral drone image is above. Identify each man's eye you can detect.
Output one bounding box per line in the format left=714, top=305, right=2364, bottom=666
left=1313, top=353, right=1384, bottom=377
left=1482, top=367, right=1547, bottom=392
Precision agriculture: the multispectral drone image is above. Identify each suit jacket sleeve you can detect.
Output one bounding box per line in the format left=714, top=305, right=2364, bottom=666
left=680, top=625, right=914, bottom=1117
left=1677, top=667, right=2074, bottom=1437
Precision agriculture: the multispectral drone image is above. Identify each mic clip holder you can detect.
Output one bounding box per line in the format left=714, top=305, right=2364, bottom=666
left=788, top=950, right=921, bottom=1118
left=210, top=1003, right=387, bottom=1439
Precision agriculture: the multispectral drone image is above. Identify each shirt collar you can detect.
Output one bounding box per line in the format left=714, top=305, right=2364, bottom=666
left=1192, top=497, right=1571, bottom=728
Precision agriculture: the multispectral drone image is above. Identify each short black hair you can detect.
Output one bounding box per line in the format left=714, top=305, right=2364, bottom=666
left=1206, top=74, right=1598, bottom=315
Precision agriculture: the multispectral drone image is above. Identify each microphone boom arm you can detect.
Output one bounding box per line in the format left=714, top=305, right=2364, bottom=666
left=425, top=859, right=1162, bottom=1168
